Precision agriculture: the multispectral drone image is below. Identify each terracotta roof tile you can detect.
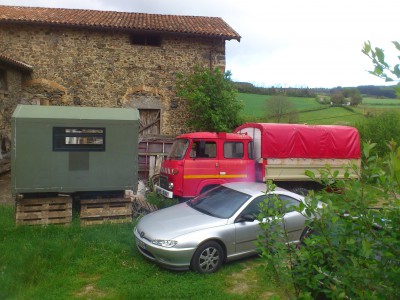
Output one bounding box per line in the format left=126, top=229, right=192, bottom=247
left=0, top=54, right=33, bottom=71
left=0, top=5, right=241, bottom=41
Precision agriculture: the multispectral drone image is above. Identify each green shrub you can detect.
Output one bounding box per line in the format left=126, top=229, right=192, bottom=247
left=356, top=111, right=400, bottom=156
left=257, top=142, right=400, bottom=299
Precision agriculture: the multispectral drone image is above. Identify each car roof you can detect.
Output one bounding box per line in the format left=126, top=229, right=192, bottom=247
left=221, top=181, right=293, bottom=197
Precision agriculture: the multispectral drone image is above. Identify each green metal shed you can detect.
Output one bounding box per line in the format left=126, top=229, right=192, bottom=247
left=11, top=105, right=139, bottom=196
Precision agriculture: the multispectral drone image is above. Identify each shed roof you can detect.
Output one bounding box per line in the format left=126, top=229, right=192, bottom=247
left=0, top=54, right=33, bottom=72
left=0, top=5, right=241, bottom=41
left=12, top=105, right=139, bottom=121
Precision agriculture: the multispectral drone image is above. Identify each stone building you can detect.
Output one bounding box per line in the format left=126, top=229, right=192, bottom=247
left=0, top=5, right=240, bottom=137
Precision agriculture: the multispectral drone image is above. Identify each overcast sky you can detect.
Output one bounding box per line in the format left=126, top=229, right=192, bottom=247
left=1, top=0, right=399, bottom=88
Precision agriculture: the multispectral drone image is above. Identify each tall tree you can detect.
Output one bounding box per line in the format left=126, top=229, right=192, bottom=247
left=265, top=95, right=298, bottom=123
left=176, top=67, right=243, bottom=132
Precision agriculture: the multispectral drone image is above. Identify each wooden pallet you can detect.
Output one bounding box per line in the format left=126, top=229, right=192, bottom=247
left=132, top=196, right=158, bottom=218
left=80, top=197, right=132, bottom=225
left=16, top=196, right=72, bottom=225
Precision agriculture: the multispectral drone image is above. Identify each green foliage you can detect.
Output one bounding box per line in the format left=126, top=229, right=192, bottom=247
left=330, top=92, right=345, bottom=106
left=257, top=143, right=400, bottom=299
left=363, top=41, right=400, bottom=97
left=0, top=205, right=276, bottom=299
left=176, top=66, right=243, bottom=132
left=256, top=181, right=300, bottom=298
left=356, top=110, right=400, bottom=157
left=146, top=191, right=178, bottom=209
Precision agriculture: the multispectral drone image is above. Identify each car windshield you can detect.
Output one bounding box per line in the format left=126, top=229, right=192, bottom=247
left=167, top=139, right=189, bottom=160
left=188, top=186, right=251, bottom=219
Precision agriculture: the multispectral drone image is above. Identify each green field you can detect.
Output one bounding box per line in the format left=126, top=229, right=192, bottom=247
left=239, top=93, right=400, bottom=125
left=0, top=205, right=280, bottom=299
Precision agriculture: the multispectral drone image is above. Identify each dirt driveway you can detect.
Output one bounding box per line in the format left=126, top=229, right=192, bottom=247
left=0, top=172, right=13, bottom=205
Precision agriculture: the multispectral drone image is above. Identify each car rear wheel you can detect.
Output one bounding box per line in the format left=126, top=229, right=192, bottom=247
left=190, top=241, right=224, bottom=274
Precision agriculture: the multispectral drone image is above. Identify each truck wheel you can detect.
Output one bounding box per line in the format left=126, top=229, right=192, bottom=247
left=292, top=187, right=309, bottom=196
left=190, top=241, right=224, bottom=274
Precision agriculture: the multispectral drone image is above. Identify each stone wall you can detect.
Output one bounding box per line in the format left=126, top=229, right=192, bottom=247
left=0, top=24, right=227, bottom=136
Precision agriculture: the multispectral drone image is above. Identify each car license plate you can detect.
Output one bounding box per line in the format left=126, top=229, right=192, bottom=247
left=136, top=238, right=146, bottom=250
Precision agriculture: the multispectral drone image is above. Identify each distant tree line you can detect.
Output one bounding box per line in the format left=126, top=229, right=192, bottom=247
left=235, top=82, right=398, bottom=99
left=235, top=82, right=316, bottom=97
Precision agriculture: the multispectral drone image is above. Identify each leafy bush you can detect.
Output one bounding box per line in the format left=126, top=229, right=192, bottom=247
left=356, top=111, right=400, bottom=157
left=257, top=142, right=400, bottom=299
left=176, top=66, right=243, bottom=132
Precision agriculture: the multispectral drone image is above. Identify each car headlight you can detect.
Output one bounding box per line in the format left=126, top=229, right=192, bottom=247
left=152, top=239, right=178, bottom=248
left=168, top=182, right=174, bottom=190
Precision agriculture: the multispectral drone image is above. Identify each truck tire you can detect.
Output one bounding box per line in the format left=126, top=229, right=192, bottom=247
left=190, top=241, right=224, bottom=274
left=291, top=187, right=309, bottom=196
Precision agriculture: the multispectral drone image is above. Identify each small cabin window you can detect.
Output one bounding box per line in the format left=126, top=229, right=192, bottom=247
left=190, top=141, right=216, bottom=158
left=0, top=69, right=7, bottom=91
left=224, top=142, right=244, bottom=159
left=130, top=33, right=162, bottom=47
left=53, top=127, right=105, bottom=151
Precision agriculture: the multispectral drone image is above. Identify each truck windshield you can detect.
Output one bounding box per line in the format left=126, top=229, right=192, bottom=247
left=167, top=139, right=189, bottom=160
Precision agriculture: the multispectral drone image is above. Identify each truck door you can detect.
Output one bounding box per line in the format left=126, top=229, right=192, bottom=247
left=218, top=141, right=255, bottom=182
left=183, top=140, right=220, bottom=197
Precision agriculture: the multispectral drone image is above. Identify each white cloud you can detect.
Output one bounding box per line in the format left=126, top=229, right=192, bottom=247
left=2, top=0, right=399, bottom=87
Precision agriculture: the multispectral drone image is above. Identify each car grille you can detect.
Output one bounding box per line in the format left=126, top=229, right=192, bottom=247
left=160, top=175, right=168, bottom=189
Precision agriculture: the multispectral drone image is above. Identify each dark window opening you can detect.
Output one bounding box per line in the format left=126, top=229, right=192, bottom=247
left=53, top=127, right=105, bottom=152
left=130, top=34, right=162, bottom=47
left=0, top=69, right=7, bottom=91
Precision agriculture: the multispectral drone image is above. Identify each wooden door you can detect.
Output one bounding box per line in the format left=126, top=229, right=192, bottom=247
left=138, top=109, right=160, bottom=136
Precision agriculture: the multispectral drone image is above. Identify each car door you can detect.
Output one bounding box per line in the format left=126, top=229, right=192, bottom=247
left=234, top=195, right=267, bottom=255
left=234, top=193, right=305, bottom=254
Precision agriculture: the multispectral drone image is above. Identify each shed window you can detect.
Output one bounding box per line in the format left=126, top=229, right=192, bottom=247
left=0, top=69, right=7, bottom=91
left=53, top=127, right=105, bottom=151
left=130, top=33, right=161, bottom=47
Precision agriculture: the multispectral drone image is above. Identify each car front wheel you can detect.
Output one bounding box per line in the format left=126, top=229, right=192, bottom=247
left=190, top=241, right=224, bottom=274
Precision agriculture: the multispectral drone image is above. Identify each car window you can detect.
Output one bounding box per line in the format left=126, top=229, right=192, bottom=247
left=240, top=194, right=300, bottom=217
left=240, top=195, right=272, bottom=217
left=188, top=186, right=251, bottom=218
left=279, top=195, right=300, bottom=213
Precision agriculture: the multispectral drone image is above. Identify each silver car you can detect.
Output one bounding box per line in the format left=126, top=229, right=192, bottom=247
left=134, top=182, right=315, bottom=273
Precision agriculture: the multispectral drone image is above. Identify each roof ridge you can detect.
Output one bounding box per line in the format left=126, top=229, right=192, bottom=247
left=0, top=5, right=240, bottom=41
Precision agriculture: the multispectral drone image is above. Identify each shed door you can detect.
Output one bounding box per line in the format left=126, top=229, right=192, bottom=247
left=139, top=109, right=160, bottom=136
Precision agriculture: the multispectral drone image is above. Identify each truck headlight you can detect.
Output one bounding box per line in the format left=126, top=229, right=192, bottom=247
left=152, top=239, right=177, bottom=248
left=168, top=182, right=174, bottom=190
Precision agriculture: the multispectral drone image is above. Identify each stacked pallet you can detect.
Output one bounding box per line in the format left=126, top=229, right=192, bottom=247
left=80, top=197, right=132, bottom=225
left=15, top=196, right=72, bottom=225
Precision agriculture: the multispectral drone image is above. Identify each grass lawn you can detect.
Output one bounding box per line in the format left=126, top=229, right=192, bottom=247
left=0, top=205, right=281, bottom=300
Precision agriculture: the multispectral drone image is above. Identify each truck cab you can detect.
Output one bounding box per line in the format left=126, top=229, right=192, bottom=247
left=155, top=132, right=255, bottom=200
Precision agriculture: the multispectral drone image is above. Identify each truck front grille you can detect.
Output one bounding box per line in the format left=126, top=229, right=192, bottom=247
left=160, top=175, right=168, bottom=189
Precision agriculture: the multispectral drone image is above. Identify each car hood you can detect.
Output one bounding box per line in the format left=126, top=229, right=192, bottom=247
left=136, top=202, right=228, bottom=240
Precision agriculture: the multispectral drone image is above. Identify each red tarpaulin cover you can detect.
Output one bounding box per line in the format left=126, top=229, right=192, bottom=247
left=235, top=123, right=360, bottom=159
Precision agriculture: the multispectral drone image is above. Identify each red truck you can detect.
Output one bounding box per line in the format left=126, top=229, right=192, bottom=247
left=155, top=123, right=361, bottom=200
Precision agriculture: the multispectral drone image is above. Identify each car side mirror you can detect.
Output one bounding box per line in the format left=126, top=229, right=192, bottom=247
left=238, top=214, right=256, bottom=222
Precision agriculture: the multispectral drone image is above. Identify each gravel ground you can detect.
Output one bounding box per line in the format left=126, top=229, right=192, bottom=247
left=0, top=172, right=13, bottom=205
